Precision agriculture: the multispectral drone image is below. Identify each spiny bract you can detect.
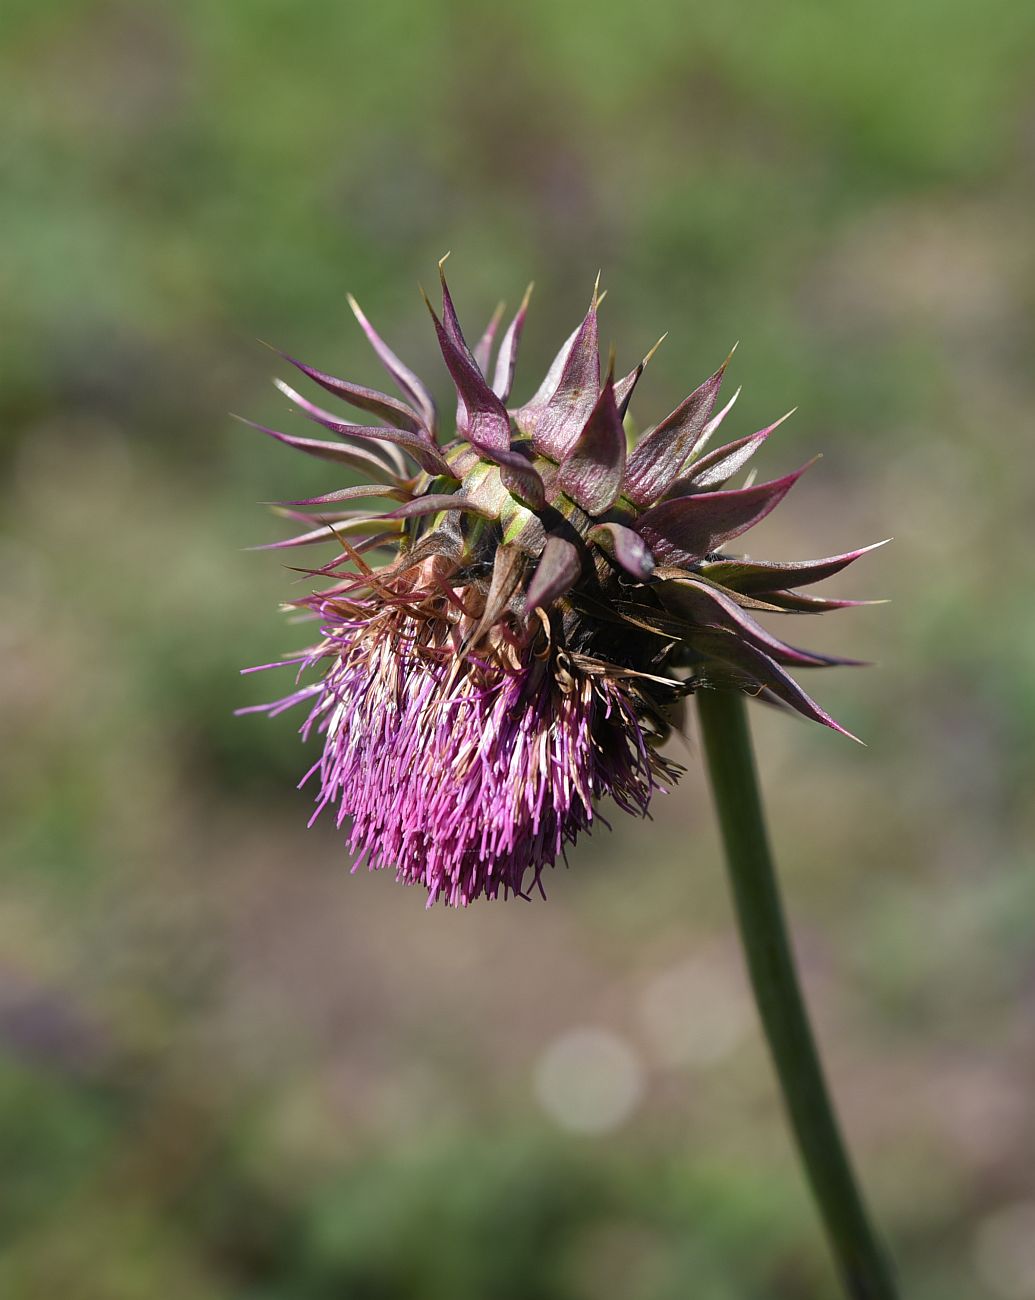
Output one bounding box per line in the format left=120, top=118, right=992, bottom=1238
left=242, top=263, right=881, bottom=907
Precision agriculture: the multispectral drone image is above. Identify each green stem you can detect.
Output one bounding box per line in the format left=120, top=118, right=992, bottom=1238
left=696, top=687, right=899, bottom=1300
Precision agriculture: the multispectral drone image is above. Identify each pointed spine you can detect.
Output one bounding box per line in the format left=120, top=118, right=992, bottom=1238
left=274, top=379, right=452, bottom=477
left=634, top=461, right=815, bottom=564
left=347, top=293, right=437, bottom=435
left=557, top=367, right=627, bottom=514
left=624, top=351, right=734, bottom=505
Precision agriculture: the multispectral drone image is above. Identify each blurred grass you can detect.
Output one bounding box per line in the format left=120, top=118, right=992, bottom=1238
left=2, top=1, right=1035, bottom=1297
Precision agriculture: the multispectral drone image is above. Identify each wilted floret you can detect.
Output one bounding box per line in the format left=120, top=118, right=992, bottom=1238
left=242, top=263, right=880, bottom=905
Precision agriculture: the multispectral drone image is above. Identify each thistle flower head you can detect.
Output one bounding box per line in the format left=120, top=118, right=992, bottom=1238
left=243, top=263, right=880, bottom=906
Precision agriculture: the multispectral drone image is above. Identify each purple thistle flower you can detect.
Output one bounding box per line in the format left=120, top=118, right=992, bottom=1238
left=242, top=263, right=881, bottom=906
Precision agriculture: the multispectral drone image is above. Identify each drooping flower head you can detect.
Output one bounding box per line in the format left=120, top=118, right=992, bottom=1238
left=242, top=262, right=881, bottom=906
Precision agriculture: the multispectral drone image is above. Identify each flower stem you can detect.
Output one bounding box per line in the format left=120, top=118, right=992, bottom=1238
left=696, top=687, right=899, bottom=1300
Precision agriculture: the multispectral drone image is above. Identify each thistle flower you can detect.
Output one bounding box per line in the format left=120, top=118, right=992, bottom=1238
left=242, top=263, right=880, bottom=907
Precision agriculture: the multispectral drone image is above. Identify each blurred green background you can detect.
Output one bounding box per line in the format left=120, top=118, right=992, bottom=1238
left=3, top=1, right=1035, bottom=1296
